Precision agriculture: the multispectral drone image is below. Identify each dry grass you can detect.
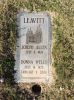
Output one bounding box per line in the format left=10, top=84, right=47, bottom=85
left=0, top=0, right=74, bottom=100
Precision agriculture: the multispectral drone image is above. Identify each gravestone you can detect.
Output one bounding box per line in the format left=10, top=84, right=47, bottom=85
left=14, top=12, right=52, bottom=83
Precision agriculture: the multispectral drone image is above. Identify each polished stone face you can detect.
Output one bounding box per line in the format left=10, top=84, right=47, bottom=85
left=14, top=12, right=52, bottom=83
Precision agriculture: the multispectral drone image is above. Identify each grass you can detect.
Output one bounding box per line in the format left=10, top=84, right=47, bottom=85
left=0, top=0, right=74, bottom=100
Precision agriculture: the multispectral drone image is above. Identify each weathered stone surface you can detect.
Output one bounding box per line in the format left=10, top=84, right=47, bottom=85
left=14, top=12, right=52, bottom=83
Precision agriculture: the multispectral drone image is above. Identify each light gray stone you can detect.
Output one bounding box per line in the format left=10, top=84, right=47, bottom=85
left=14, top=12, right=52, bottom=83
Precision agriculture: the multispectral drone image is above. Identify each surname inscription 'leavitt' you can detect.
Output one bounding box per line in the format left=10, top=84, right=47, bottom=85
left=24, top=17, right=44, bottom=23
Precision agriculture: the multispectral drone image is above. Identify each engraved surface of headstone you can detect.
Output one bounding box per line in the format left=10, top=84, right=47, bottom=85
left=14, top=12, right=52, bottom=83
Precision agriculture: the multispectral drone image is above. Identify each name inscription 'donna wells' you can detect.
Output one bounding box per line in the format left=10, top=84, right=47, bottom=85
left=15, top=13, right=51, bottom=82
